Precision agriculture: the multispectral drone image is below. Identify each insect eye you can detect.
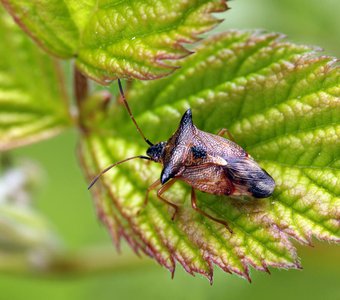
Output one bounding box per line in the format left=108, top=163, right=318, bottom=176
left=190, top=145, right=207, bottom=159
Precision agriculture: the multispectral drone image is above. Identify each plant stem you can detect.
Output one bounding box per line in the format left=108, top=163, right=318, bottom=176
left=74, top=66, right=89, bottom=106
left=73, top=65, right=90, bottom=130
left=0, top=244, right=152, bottom=277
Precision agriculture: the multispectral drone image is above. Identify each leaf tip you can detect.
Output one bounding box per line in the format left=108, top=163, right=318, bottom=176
left=262, top=261, right=271, bottom=275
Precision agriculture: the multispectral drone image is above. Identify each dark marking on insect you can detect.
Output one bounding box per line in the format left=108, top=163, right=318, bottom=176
left=88, top=79, right=276, bottom=233
left=191, top=145, right=207, bottom=159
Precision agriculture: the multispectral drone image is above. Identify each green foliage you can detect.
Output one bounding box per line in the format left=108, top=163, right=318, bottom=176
left=0, top=10, right=71, bottom=150
left=0, top=160, right=62, bottom=274
left=0, top=1, right=339, bottom=283
left=2, top=0, right=227, bottom=83
left=80, top=31, right=340, bottom=281
left=0, top=204, right=59, bottom=252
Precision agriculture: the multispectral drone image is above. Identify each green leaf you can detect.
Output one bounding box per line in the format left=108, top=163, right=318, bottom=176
left=0, top=8, right=71, bottom=150
left=80, top=31, right=340, bottom=281
left=2, top=0, right=228, bottom=83
left=0, top=204, right=60, bottom=252
left=0, top=160, right=60, bottom=252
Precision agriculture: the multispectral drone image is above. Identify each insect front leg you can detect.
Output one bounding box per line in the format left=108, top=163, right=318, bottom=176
left=216, top=128, right=235, bottom=142
left=156, top=179, right=179, bottom=221
left=143, top=179, right=179, bottom=220
left=191, top=188, right=233, bottom=234
left=144, top=179, right=161, bottom=208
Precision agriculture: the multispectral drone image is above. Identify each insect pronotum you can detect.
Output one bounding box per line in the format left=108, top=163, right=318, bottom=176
left=88, top=79, right=276, bottom=233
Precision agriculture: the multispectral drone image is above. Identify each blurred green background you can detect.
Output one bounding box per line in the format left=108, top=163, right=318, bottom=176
left=1, top=0, right=340, bottom=299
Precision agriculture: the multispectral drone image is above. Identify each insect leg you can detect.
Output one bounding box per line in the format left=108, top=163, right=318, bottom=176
left=191, top=188, right=233, bottom=234
left=144, top=179, right=161, bottom=208
left=216, top=128, right=235, bottom=142
left=157, top=179, right=179, bottom=221
left=143, top=179, right=179, bottom=220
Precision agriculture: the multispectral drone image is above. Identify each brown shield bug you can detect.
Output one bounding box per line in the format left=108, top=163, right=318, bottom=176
left=88, top=79, right=275, bottom=232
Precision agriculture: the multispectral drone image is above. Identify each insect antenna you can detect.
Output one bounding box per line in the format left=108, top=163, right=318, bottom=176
left=117, top=79, right=153, bottom=146
left=88, top=155, right=151, bottom=189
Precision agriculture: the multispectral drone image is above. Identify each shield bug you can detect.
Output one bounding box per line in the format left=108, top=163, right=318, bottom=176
left=88, top=80, right=275, bottom=232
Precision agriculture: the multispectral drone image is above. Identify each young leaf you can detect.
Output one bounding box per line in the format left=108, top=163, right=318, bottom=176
left=0, top=8, right=71, bottom=150
left=80, top=31, right=340, bottom=281
left=0, top=204, right=60, bottom=252
left=2, top=0, right=228, bottom=83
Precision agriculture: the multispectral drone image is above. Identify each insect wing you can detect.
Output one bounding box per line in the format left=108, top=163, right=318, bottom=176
left=224, top=157, right=275, bottom=198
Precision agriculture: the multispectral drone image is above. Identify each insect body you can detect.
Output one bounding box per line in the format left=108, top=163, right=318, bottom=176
left=148, top=109, right=275, bottom=198
left=89, top=80, right=275, bottom=232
